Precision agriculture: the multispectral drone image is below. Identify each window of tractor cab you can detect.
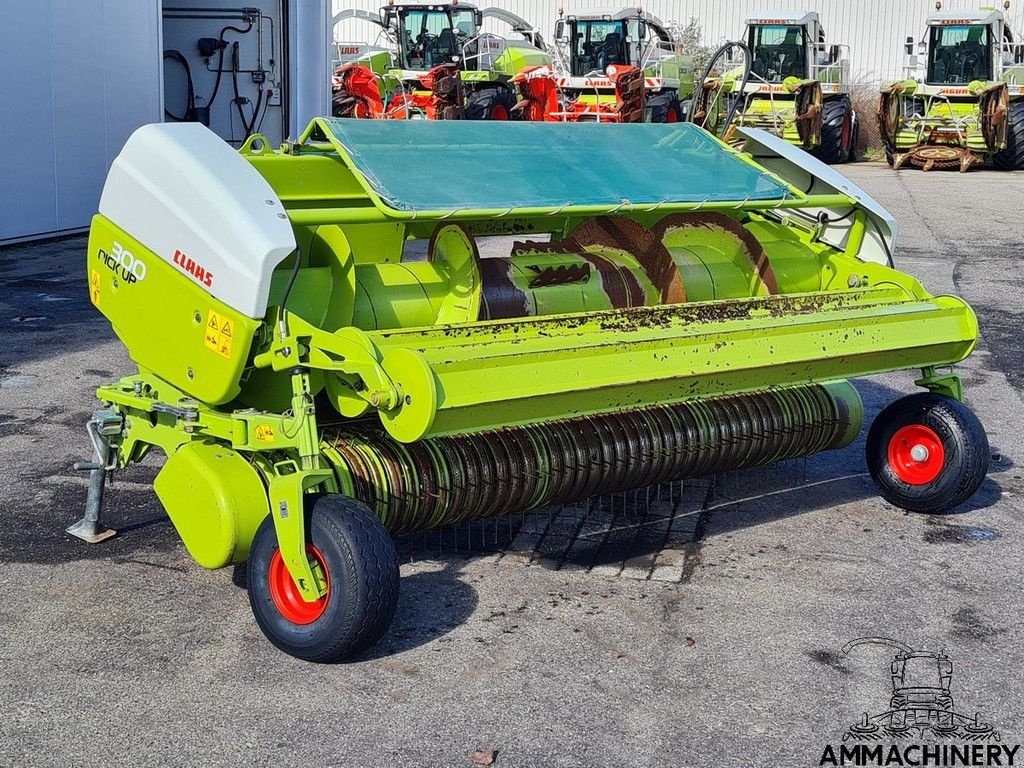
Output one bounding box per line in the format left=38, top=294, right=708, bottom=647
left=748, top=25, right=808, bottom=82
left=927, top=24, right=992, bottom=84
left=570, top=20, right=639, bottom=75
left=398, top=8, right=478, bottom=70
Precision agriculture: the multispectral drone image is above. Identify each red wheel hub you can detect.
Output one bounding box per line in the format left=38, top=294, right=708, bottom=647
left=268, top=546, right=330, bottom=625
left=887, top=425, right=945, bottom=485
left=491, top=105, right=509, bottom=121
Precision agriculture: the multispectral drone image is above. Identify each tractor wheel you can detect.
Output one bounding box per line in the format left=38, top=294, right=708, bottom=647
left=993, top=100, right=1024, bottom=170
left=847, top=112, right=860, bottom=162
left=466, top=87, right=516, bottom=120
left=884, top=145, right=895, bottom=167
left=815, top=96, right=854, bottom=164
left=247, top=494, right=399, bottom=662
left=648, top=91, right=683, bottom=123
left=866, top=393, right=989, bottom=514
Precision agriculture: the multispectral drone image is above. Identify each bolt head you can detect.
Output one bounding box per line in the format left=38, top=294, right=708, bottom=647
left=910, top=444, right=929, bottom=462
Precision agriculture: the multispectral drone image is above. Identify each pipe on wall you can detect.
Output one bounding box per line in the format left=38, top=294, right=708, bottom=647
left=287, top=0, right=331, bottom=138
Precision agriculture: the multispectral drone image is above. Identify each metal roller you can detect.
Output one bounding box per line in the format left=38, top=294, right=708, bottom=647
left=322, top=381, right=862, bottom=534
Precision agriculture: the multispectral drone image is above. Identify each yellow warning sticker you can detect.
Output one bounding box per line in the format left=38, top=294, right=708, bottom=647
left=89, top=270, right=101, bottom=307
left=254, top=424, right=275, bottom=443
left=204, top=309, right=234, bottom=359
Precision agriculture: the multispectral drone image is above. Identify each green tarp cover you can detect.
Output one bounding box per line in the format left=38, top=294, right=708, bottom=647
left=320, top=119, right=792, bottom=212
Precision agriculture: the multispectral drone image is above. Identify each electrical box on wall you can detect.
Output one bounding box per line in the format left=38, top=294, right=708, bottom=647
left=162, top=2, right=288, bottom=146
left=161, top=1, right=330, bottom=146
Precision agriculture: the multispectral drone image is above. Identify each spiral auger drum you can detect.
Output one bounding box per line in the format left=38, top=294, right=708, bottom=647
left=71, top=118, right=988, bottom=661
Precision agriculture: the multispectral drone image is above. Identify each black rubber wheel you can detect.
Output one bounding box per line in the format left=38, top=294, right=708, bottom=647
left=993, top=99, right=1024, bottom=170
left=885, top=145, right=895, bottom=167
left=815, top=95, right=854, bottom=164
left=866, top=393, right=989, bottom=514
left=247, top=494, right=399, bottom=662
left=647, top=90, right=683, bottom=123
left=847, top=112, right=860, bottom=162
left=466, top=86, right=516, bottom=120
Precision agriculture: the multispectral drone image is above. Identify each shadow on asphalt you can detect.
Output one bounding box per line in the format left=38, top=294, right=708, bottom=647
left=0, top=236, right=113, bottom=374
left=4, top=380, right=1005, bottom=568
left=360, top=565, right=480, bottom=659
left=225, top=560, right=480, bottom=658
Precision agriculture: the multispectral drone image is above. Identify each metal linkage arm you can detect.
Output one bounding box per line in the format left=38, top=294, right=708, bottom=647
left=252, top=311, right=402, bottom=411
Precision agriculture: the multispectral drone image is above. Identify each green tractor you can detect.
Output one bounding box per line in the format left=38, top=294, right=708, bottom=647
left=879, top=3, right=1024, bottom=171
left=332, top=2, right=550, bottom=120
left=511, top=7, right=694, bottom=123
left=694, top=11, right=857, bottom=163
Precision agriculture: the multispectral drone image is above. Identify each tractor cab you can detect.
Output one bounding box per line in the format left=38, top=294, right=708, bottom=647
left=889, top=650, right=955, bottom=725
left=742, top=11, right=848, bottom=87
left=382, top=2, right=484, bottom=71
left=557, top=7, right=676, bottom=77
left=333, top=2, right=550, bottom=121
left=912, top=8, right=1024, bottom=86
left=564, top=14, right=637, bottom=75
left=519, top=7, right=689, bottom=123
left=928, top=24, right=992, bottom=83
left=748, top=19, right=810, bottom=82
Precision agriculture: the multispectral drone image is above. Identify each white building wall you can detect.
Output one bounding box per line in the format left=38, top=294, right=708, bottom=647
left=0, top=0, right=163, bottom=243
left=334, top=0, right=1024, bottom=84
left=0, top=0, right=331, bottom=244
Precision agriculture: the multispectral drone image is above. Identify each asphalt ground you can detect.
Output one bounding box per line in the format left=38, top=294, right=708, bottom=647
left=1, top=162, right=1022, bottom=767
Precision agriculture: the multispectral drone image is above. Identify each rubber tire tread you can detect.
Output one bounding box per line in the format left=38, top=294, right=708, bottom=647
left=647, top=90, right=683, bottom=123
left=466, top=86, right=516, bottom=120
left=815, top=96, right=853, bottom=165
left=247, top=495, right=399, bottom=662
left=866, top=393, right=989, bottom=515
left=993, top=100, right=1024, bottom=170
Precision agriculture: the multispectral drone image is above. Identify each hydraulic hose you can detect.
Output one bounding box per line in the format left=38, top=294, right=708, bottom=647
left=209, top=21, right=253, bottom=108
left=163, top=50, right=196, bottom=121
left=689, top=41, right=753, bottom=140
